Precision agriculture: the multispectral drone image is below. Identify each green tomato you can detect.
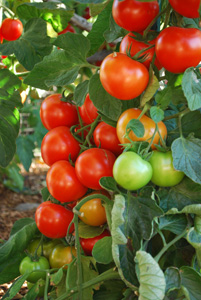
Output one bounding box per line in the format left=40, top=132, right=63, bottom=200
left=27, top=238, right=61, bottom=259
left=113, top=151, right=153, bottom=190
left=149, top=151, right=185, bottom=187
left=19, top=256, right=50, bottom=283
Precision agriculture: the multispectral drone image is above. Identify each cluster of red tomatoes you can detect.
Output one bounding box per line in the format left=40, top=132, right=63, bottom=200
left=0, top=18, right=23, bottom=42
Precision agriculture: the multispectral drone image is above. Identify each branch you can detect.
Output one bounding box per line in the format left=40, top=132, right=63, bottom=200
left=87, top=49, right=113, bottom=64
left=70, top=13, right=92, bottom=32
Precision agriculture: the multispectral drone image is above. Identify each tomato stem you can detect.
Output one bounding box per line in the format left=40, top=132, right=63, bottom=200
left=0, top=5, right=15, bottom=17
left=44, top=274, right=50, bottom=300
left=74, top=214, right=83, bottom=299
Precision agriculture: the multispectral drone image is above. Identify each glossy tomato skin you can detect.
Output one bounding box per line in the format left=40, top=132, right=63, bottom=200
left=169, top=0, right=200, bottom=18
left=113, top=151, right=153, bottom=190
left=27, top=238, right=61, bottom=259
left=80, top=230, right=110, bottom=256
left=93, top=122, right=123, bottom=156
left=100, top=53, right=149, bottom=100
left=46, top=160, right=87, bottom=203
left=35, top=201, right=74, bottom=238
left=155, top=27, right=201, bottom=74
left=149, top=151, right=185, bottom=187
left=116, top=108, right=167, bottom=150
left=40, top=94, right=78, bottom=130
left=58, top=24, right=75, bottom=34
left=75, top=148, right=116, bottom=190
left=78, top=94, right=98, bottom=125
left=112, top=0, right=159, bottom=32
left=49, top=244, right=76, bottom=269
left=41, top=126, right=80, bottom=166
left=1, top=18, right=23, bottom=41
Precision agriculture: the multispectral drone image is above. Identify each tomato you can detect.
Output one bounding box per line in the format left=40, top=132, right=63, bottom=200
left=149, top=151, right=185, bottom=187
left=112, top=0, right=159, bottom=32
left=35, top=201, right=74, bottom=238
left=169, top=0, right=200, bottom=18
left=100, top=52, right=149, bottom=100
left=75, top=148, right=116, bottom=190
left=41, top=126, right=80, bottom=166
left=27, top=238, right=61, bottom=259
left=116, top=108, right=167, bottom=150
left=27, top=279, right=50, bottom=298
left=40, top=94, right=78, bottom=130
left=78, top=94, right=98, bottom=125
left=80, top=230, right=110, bottom=256
left=1, top=18, right=23, bottom=41
left=79, top=191, right=110, bottom=226
left=113, top=151, right=153, bottom=190
left=49, top=244, right=76, bottom=269
left=93, top=122, right=123, bottom=156
left=19, top=256, right=50, bottom=283
left=58, top=24, right=75, bottom=35
left=46, top=160, right=87, bottom=203
left=155, top=27, right=201, bottom=74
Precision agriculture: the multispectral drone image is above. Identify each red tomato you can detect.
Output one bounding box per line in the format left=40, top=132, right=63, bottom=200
left=100, top=53, right=149, bottom=100
left=75, top=148, right=116, bottom=190
left=1, top=18, right=23, bottom=41
left=46, top=160, right=87, bottom=203
left=41, top=126, right=80, bottom=166
left=93, top=122, right=122, bottom=156
left=40, top=94, right=78, bottom=130
left=112, top=0, right=159, bottom=32
left=155, top=27, right=201, bottom=74
left=116, top=108, right=167, bottom=150
left=35, top=201, right=74, bottom=238
left=78, top=94, right=98, bottom=125
left=58, top=24, right=75, bottom=35
left=80, top=230, right=110, bottom=256
left=169, top=0, right=200, bottom=18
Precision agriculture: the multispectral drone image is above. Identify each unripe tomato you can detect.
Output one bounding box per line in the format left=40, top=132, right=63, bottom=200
left=80, top=229, right=110, bottom=256
left=78, top=94, right=98, bottom=125
left=49, top=244, right=76, bottom=269
left=168, top=0, right=200, bottom=18
left=27, top=238, right=61, bottom=259
left=1, top=18, right=23, bottom=41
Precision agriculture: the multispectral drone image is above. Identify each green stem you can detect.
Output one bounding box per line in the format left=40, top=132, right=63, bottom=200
left=0, top=5, right=15, bottom=17
left=44, top=273, right=49, bottom=300
left=195, top=215, right=201, bottom=234
left=156, top=123, right=167, bottom=149
left=157, top=229, right=167, bottom=247
left=82, top=115, right=101, bottom=148
left=74, top=214, right=83, bottom=300
left=162, top=3, right=172, bottom=30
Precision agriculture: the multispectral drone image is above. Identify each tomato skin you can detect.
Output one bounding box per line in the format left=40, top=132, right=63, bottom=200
left=49, top=244, right=76, bottom=269
left=93, top=122, right=123, bottom=156
left=58, top=24, right=75, bottom=35
left=100, top=53, right=149, bottom=100
left=113, top=151, right=153, bottom=190
left=155, top=27, right=201, bottom=74
left=112, top=0, right=159, bottom=32
left=169, top=0, right=200, bottom=18
left=75, top=148, right=116, bottom=190
left=1, top=18, right=23, bottom=41
left=46, top=160, right=87, bottom=203
left=80, top=230, right=110, bottom=256
left=78, top=94, right=98, bottom=125
left=41, top=126, right=80, bottom=166
left=35, top=201, right=74, bottom=238
left=149, top=151, right=185, bottom=187
left=19, top=256, right=50, bottom=283
left=40, top=94, right=78, bottom=130
left=116, top=108, right=167, bottom=150
left=27, top=239, right=61, bottom=259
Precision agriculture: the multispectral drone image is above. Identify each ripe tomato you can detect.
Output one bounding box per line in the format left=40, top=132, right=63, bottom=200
left=78, top=94, right=98, bottom=125
left=40, top=94, right=78, bottom=130
left=116, top=108, right=167, bottom=150
left=1, top=18, right=23, bottom=41
left=41, top=126, right=80, bottom=166
left=49, top=244, right=76, bottom=269
left=149, top=151, right=185, bottom=187
left=112, top=0, right=159, bottom=32
left=58, top=24, right=75, bottom=35
left=155, top=27, right=201, bottom=74
left=46, top=160, right=87, bottom=203
left=169, top=0, right=200, bottom=18
left=75, top=148, right=116, bottom=190
left=80, top=229, right=110, bottom=256
left=27, top=239, right=61, bottom=259
left=100, top=52, right=149, bottom=100
left=93, top=122, right=123, bottom=156
left=113, top=151, right=153, bottom=190
left=35, top=201, right=74, bottom=238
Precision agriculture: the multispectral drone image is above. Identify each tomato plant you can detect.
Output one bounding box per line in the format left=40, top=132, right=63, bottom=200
left=1, top=18, right=23, bottom=41
left=168, top=0, right=200, bottom=18
left=27, top=279, right=50, bottom=298
left=27, top=239, right=62, bottom=259
left=80, top=230, right=110, bottom=256
left=49, top=244, right=76, bottom=269
left=78, top=93, right=98, bottom=125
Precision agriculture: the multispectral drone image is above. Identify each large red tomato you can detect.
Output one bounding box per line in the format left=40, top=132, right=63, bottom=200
left=168, top=0, right=200, bottom=18
left=112, top=0, right=159, bottom=32
left=155, top=27, right=201, bottom=74
left=100, top=53, right=149, bottom=100
left=75, top=148, right=116, bottom=190
left=1, top=18, right=23, bottom=41
left=116, top=108, right=167, bottom=150
left=41, top=126, right=80, bottom=166
left=40, top=94, right=78, bottom=130
left=46, top=160, right=87, bottom=203
left=35, top=201, right=74, bottom=238
left=78, top=94, right=98, bottom=125
left=80, top=230, right=110, bottom=256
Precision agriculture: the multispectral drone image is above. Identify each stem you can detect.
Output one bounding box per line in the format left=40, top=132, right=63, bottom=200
left=157, top=229, right=167, bottom=247
left=44, top=273, right=49, bottom=300
left=156, top=123, right=167, bottom=149
left=0, top=5, right=15, bottom=17
left=74, top=214, right=83, bottom=300
left=195, top=215, right=201, bottom=234
left=81, top=115, right=100, bottom=149
left=137, top=104, right=151, bottom=119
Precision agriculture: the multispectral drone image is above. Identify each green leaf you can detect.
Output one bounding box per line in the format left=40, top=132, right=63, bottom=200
left=92, top=236, right=113, bottom=264
left=16, top=135, right=35, bottom=172
left=155, top=87, right=172, bottom=110
left=0, top=253, right=26, bottom=284
left=1, top=162, right=24, bottom=192
left=74, top=80, right=89, bottom=106
left=99, top=176, right=120, bottom=193
left=159, top=215, right=187, bottom=235
left=150, top=106, right=164, bottom=123
left=78, top=221, right=107, bottom=238
left=182, top=68, right=201, bottom=111
left=164, top=267, right=181, bottom=293
left=76, top=0, right=106, bottom=3
left=2, top=274, right=29, bottom=300
left=171, top=135, right=201, bottom=184
left=141, top=75, right=159, bottom=107
left=126, top=119, right=145, bottom=138
left=180, top=266, right=201, bottom=300
left=104, top=14, right=127, bottom=43
left=135, top=251, right=166, bottom=300
left=51, top=268, right=64, bottom=285
left=186, top=227, right=201, bottom=250
left=41, top=187, right=50, bottom=201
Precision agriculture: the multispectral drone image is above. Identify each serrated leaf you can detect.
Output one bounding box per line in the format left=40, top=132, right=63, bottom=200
left=74, top=80, right=89, bottom=106
left=182, top=68, right=201, bottom=111
left=51, top=268, right=64, bottom=285
left=141, top=75, right=159, bottom=107
left=78, top=221, right=107, bottom=238
left=180, top=266, right=201, bottom=300
left=16, top=135, right=35, bottom=172
left=126, top=119, right=145, bottom=138
left=92, top=236, right=113, bottom=264
left=164, top=267, right=181, bottom=293
left=186, top=227, right=201, bottom=250
left=99, top=176, right=120, bottom=193
left=159, top=215, right=187, bottom=235
left=104, top=14, right=126, bottom=43
left=155, top=87, right=172, bottom=109
left=150, top=106, right=164, bottom=123
left=2, top=274, right=29, bottom=300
